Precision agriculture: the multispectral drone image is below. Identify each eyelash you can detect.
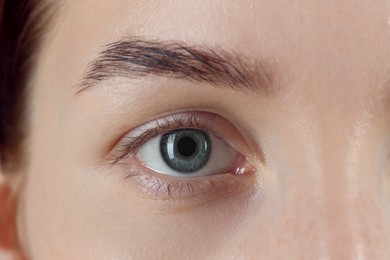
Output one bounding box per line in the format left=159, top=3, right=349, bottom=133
left=110, top=112, right=226, bottom=164
left=121, top=165, right=254, bottom=201
left=108, top=111, right=257, bottom=200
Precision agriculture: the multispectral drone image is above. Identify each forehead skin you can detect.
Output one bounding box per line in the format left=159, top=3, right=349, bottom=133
left=23, top=0, right=390, bottom=259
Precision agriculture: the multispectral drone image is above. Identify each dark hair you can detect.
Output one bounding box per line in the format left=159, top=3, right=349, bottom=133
left=0, top=0, right=55, bottom=172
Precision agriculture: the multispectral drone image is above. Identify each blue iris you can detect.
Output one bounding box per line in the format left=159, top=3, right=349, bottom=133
left=160, top=129, right=211, bottom=173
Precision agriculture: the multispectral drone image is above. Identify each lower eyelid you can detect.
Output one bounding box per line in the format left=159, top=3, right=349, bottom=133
left=121, top=158, right=257, bottom=202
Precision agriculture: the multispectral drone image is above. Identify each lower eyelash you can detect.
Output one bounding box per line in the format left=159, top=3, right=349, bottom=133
left=121, top=162, right=255, bottom=201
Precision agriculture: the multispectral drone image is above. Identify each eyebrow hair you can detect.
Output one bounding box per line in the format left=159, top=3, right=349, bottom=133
left=75, top=37, right=276, bottom=95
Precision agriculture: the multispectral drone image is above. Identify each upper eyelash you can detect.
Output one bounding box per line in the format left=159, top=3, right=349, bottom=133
left=108, top=112, right=210, bottom=164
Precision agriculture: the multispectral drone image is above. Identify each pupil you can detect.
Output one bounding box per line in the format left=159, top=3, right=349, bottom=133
left=177, top=136, right=197, bottom=157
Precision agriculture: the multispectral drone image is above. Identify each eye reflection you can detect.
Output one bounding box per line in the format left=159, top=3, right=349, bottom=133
left=136, top=128, right=240, bottom=178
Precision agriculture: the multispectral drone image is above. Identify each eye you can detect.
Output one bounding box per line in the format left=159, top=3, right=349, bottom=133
left=109, top=112, right=259, bottom=200
left=136, top=128, right=239, bottom=177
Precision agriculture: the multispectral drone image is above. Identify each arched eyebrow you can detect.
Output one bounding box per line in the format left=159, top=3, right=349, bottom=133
left=75, top=37, right=276, bottom=95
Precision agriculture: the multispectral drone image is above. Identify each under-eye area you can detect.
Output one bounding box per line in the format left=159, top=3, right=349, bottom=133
left=107, top=111, right=261, bottom=201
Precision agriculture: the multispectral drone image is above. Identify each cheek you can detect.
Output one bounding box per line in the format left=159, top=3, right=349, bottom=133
left=22, top=161, right=257, bottom=259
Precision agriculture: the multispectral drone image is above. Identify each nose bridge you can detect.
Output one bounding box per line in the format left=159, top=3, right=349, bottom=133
left=320, top=121, right=368, bottom=258
left=311, top=104, right=387, bottom=258
left=248, top=96, right=390, bottom=259
left=241, top=84, right=390, bottom=259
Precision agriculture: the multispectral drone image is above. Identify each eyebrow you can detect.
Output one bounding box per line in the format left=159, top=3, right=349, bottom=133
left=75, top=37, right=276, bottom=95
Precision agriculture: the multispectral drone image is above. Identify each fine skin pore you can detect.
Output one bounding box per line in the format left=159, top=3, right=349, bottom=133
left=3, top=0, right=390, bottom=259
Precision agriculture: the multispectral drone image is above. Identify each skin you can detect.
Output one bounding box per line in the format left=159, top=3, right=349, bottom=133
left=2, top=0, right=390, bottom=259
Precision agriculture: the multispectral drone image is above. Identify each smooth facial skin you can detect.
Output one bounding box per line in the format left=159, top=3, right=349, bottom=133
left=3, top=0, right=390, bottom=259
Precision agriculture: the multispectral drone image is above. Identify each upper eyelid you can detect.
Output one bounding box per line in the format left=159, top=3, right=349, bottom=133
left=108, top=112, right=210, bottom=164
left=107, top=112, right=242, bottom=165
